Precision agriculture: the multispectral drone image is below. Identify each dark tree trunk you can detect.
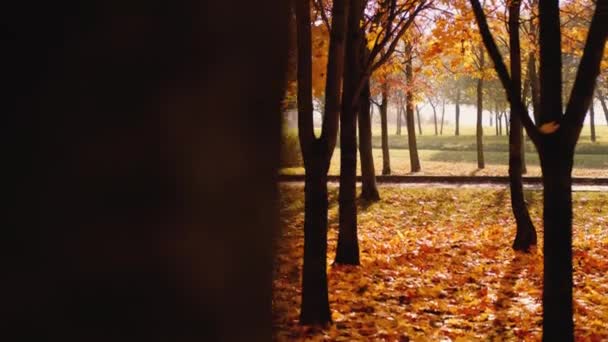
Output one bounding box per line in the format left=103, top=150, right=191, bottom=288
left=335, top=0, right=362, bottom=266
left=508, top=0, right=536, bottom=252
left=469, top=1, right=607, bottom=338
left=440, top=99, right=445, bottom=135
left=521, top=130, right=528, bottom=174
left=430, top=100, right=438, bottom=135
left=510, top=121, right=536, bottom=251
left=381, top=84, right=391, bottom=175
left=10, top=0, right=289, bottom=339
left=296, top=0, right=348, bottom=324
left=589, top=99, right=596, bottom=142
left=540, top=140, right=574, bottom=341
left=416, top=105, right=422, bottom=135
left=300, top=167, right=331, bottom=324
left=476, top=48, right=485, bottom=169
left=497, top=111, right=502, bottom=135
left=504, top=112, right=509, bottom=135
left=489, top=113, right=493, bottom=126
left=358, top=79, right=380, bottom=201
left=396, top=103, right=402, bottom=135
left=455, top=89, right=461, bottom=136
left=405, top=52, right=421, bottom=172
left=538, top=0, right=563, bottom=125
left=597, top=89, right=608, bottom=125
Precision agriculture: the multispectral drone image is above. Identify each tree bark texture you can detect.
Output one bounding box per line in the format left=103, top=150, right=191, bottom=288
left=335, top=0, right=362, bottom=266
left=381, top=84, right=391, bottom=175
left=508, top=0, right=537, bottom=252
left=405, top=53, right=421, bottom=172
left=358, top=78, right=380, bottom=201
left=476, top=47, right=485, bottom=169
left=455, top=89, right=461, bottom=136
left=297, top=0, right=349, bottom=324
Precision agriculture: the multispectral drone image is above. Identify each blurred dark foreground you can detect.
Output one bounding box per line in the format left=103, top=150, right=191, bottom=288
left=6, top=1, right=288, bottom=341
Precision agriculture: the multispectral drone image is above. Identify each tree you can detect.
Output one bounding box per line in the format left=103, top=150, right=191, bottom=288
left=336, top=0, right=364, bottom=265
left=427, top=95, right=439, bottom=135
left=380, top=83, right=392, bottom=174
left=470, top=0, right=607, bottom=339
left=359, top=75, right=381, bottom=200
left=356, top=0, right=431, bottom=202
left=8, top=0, right=289, bottom=340
left=589, top=98, right=596, bottom=142
left=336, top=0, right=431, bottom=265
left=475, top=44, right=485, bottom=169
left=405, top=43, right=422, bottom=172
left=507, top=0, right=537, bottom=252
left=296, top=0, right=349, bottom=324
left=415, top=105, right=423, bottom=134
left=597, top=88, right=608, bottom=124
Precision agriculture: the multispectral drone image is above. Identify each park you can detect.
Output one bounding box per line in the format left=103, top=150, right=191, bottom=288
left=276, top=0, right=608, bottom=340
left=6, top=0, right=606, bottom=341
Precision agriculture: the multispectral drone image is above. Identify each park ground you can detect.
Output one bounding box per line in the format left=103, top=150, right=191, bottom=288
left=280, top=124, right=608, bottom=178
left=272, top=184, right=608, bottom=341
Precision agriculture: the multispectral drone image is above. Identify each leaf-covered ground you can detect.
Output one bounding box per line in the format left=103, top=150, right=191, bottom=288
left=273, top=184, right=608, bottom=341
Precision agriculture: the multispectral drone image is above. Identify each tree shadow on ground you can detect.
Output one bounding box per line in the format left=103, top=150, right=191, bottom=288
left=470, top=188, right=507, bottom=224
left=490, top=248, right=539, bottom=340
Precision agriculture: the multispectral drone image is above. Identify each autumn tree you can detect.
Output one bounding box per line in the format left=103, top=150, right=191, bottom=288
left=372, top=52, right=414, bottom=174
left=507, top=0, right=537, bottom=251
left=295, top=0, right=349, bottom=324
left=336, top=0, right=432, bottom=265
left=470, top=0, right=607, bottom=340
left=404, top=42, right=421, bottom=172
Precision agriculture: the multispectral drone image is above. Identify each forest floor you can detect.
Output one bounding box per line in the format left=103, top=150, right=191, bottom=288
left=272, top=184, right=608, bottom=341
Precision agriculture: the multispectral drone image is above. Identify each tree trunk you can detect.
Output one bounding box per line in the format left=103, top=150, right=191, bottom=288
left=416, top=105, right=422, bottom=135
left=469, top=1, right=607, bottom=339
left=497, top=112, right=502, bottom=135
left=381, top=84, right=391, bottom=175
left=455, top=89, right=461, bottom=136
left=508, top=0, right=536, bottom=252
left=597, top=89, right=608, bottom=125
left=489, top=113, right=493, bottom=126
left=476, top=49, right=485, bottom=169
left=300, top=166, right=331, bottom=324
left=430, top=101, right=438, bottom=135
left=335, top=0, right=362, bottom=266
left=358, top=79, right=380, bottom=201
left=396, top=104, right=402, bottom=135
left=589, top=99, right=596, bottom=142
left=540, top=140, right=574, bottom=341
left=296, top=0, right=348, bottom=325
left=440, top=99, right=445, bottom=135
left=521, top=130, right=527, bottom=174
left=510, top=120, right=536, bottom=251
left=11, top=0, right=289, bottom=340
left=504, top=112, right=509, bottom=135
left=405, top=52, right=421, bottom=172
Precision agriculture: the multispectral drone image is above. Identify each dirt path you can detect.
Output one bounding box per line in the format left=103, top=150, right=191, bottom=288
left=278, top=175, right=608, bottom=191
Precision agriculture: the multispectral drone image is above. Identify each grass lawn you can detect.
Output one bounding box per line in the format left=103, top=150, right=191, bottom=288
left=281, top=125, right=608, bottom=177
left=273, top=184, right=608, bottom=341
left=281, top=148, right=608, bottom=177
